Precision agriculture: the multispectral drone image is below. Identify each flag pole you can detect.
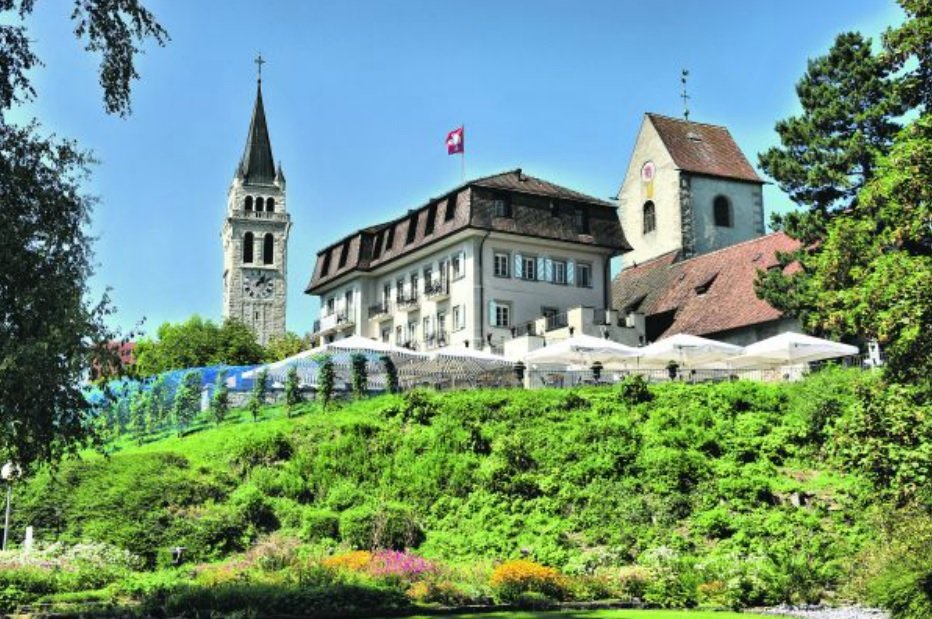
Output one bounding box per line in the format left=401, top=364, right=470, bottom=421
left=460, top=123, right=466, bottom=183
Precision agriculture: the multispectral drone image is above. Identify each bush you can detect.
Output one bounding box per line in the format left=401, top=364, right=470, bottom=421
left=322, top=550, right=373, bottom=572
left=489, top=559, right=567, bottom=603
left=618, top=374, right=652, bottom=405
left=340, top=503, right=425, bottom=550
left=301, top=509, right=340, bottom=541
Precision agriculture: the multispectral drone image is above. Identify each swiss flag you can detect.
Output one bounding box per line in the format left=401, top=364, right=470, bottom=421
left=446, top=126, right=464, bottom=155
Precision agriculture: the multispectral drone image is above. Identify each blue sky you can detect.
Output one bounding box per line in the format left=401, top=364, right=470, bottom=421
left=7, top=0, right=904, bottom=337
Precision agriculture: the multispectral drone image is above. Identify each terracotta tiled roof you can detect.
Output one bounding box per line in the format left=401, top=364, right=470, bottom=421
left=612, top=232, right=800, bottom=339
left=306, top=169, right=629, bottom=294
left=647, top=113, right=763, bottom=183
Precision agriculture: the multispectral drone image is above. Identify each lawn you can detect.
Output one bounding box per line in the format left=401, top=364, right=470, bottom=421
left=399, top=610, right=770, bottom=619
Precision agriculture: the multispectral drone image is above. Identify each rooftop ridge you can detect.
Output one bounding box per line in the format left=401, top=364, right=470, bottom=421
left=645, top=111, right=730, bottom=131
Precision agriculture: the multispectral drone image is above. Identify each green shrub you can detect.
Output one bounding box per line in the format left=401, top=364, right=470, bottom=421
left=340, top=503, right=425, bottom=550
left=302, top=509, right=341, bottom=541
left=618, top=374, right=652, bottom=405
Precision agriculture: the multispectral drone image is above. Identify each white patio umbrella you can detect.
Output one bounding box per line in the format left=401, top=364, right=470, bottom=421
left=727, top=332, right=858, bottom=368
left=524, top=334, right=641, bottom=367
left=636, top=333, right=744, bottom=369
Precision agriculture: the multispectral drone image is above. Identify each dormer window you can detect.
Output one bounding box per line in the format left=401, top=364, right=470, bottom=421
left=405, top=214, right=418, bottom=245
left=425, top=203, right=437, bottom=235
left=321, top=251, right=332, bottom=276
left=444, top=195, right=456, bottom=221
left=338, top=242, right=349, bottom=268
left=574, top=207, right=589, bottom=234
left=372, top=231, right=384, bottom=259
left=695, top=273, right=718, bottom=295
left=714, top=195, right=732, bottom=228
left=492, top=195, right=511, bottom=218
left=385, top=226, right=395, bottom=251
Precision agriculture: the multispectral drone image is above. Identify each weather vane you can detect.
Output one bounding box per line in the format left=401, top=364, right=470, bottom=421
left=681, top=69, right=690, bottom=122
left=255, top=53, right=266, bottom=82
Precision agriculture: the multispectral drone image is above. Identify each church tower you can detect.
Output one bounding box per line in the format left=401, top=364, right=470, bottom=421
left=616, top=113, right=765, bottom=268
left=222, top=62, right=291, bottom=346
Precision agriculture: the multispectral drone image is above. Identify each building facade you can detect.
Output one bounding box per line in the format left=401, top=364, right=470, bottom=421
left=617, top=113, right=766, bottom=268
left=221, top=78, right=292, bottom=346
left=306, top=170, right=630, bottom=351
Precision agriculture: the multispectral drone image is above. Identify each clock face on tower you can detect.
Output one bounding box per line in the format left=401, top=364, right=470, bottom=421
left=243, top=270, right=275, bottom=300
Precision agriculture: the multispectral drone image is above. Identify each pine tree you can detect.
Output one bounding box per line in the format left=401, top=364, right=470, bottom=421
left=284, top=366, right=302, bottom=417
left=172, top=371, right=202, bottom=434
left=249, top=369, right=269, bottom=422
left=381, top=355, right=399, bottom=394
left=351, top=353, right=368, bottom=399
left=128, top=389, right=150, bottom=444
left=317, top=355, right=335, bottom=410
left=210, top=371, right=230, bottom=426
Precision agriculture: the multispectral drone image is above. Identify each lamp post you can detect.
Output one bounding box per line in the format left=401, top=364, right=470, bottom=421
left=590, top=361, right=603, bottom=383
left=513, top=361, right=526, bottom=386
left=1, top=462, right=20, bottom=552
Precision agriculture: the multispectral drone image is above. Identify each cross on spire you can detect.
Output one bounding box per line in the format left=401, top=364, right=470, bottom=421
left=681, top=68, right=690, bottom=122
left=255, top=53, right=266, bottom=82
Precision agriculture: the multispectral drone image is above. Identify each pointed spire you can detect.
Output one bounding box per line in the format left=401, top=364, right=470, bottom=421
left=238, top=65, right=276, bottom=185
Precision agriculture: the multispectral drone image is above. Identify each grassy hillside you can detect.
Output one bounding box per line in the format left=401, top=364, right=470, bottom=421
left=4, top=368, right=931, bottom=617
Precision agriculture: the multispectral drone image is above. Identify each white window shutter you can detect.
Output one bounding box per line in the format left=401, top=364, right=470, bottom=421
left=514, top=253, right=523, bottom=278
left=537, top=257, right=545, bottom=282
left=567, top=260, right=575, bottom=285
left=544, top=258, right=553, bottom=283
left=489, top=300, right=497, bottom=326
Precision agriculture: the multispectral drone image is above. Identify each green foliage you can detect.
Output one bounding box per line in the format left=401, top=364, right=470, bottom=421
left=134, top=316, right=265, bottom=377
left=285, top=366, right=302, bottom=417
left=8, top=370, right=929, bottom=615
left=381, top=355, right=399, bottom=394
left=249, top=369, right=270, bottom=423
left=317, top=354, right=335, bottom=409
left=340, top=503, right=425, bottom=550
left=171, top=371, right=201, bottom=433
left=618, top=374, right=652, bottom=405
left=351, top=353, right=368, bottom=398
left=860, top=510, right=932, bottom=619
left=210, top=371, right=231, bottom=425
left=266, top=331, right=311, bottom=362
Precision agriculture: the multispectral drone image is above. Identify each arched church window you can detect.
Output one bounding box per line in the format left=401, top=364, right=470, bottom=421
left=255, top=197, right=264, bottom=212
left=263, top=233, right=274, bottom=265
left=643, top=201, right=656, bottom=234
left=244, top=196, right=253, bottom=211
left=714, top=195, right=732, bottom=227
left=243, top=232, right=254, bottom=263
left=266, top=197, right=275, bottom=213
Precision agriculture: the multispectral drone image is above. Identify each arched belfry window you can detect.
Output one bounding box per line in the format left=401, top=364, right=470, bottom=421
left=266, top=197, right=275, bottom=213
left=243, top=232, right=254, bottom=263
left=263, top=233, right=274, bottom=265
left=244, top=196, right=253, bottom=211
left=255, top=197, right=264, bottom=212
left=714, top=195, right=732, bottom=227
left=643, top=201, right=656, bottom=234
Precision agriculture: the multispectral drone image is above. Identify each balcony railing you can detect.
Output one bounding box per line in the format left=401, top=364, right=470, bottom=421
left=424, top=279, right=449, bottom=299
left=545, top=312, right=569, bottom=331
left=396, top=294, right=419, bottom=309
left=511, top=321, right=538, bottom=337
left=368, top=302, right=391, bottom=319
left=318, top=310, right=353, bottom=332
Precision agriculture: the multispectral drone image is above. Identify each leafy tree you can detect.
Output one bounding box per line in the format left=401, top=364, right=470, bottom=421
left=350, top=353, right=368, bottom=398
left=134, top=316, right=264, bottom=376
left=172, top=371, right=201, bottom=434
left=317, top=355, right=335, bottom=409
left=210, top=371, right=230, bottom=426
left=217, top=318, right=266, bottom=367
left=769, top=115, right=932, bottom=385
left=0, top=0, right=167, bottom=468
left=266, top=332, right=311, bottom=362
left=883, top=0, right=932, bottom=112
left=284, top=366, right=302, bottom=417
left=248, top=369, right=269, bottom=423
left=381, top=355, right=399, bottom=394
